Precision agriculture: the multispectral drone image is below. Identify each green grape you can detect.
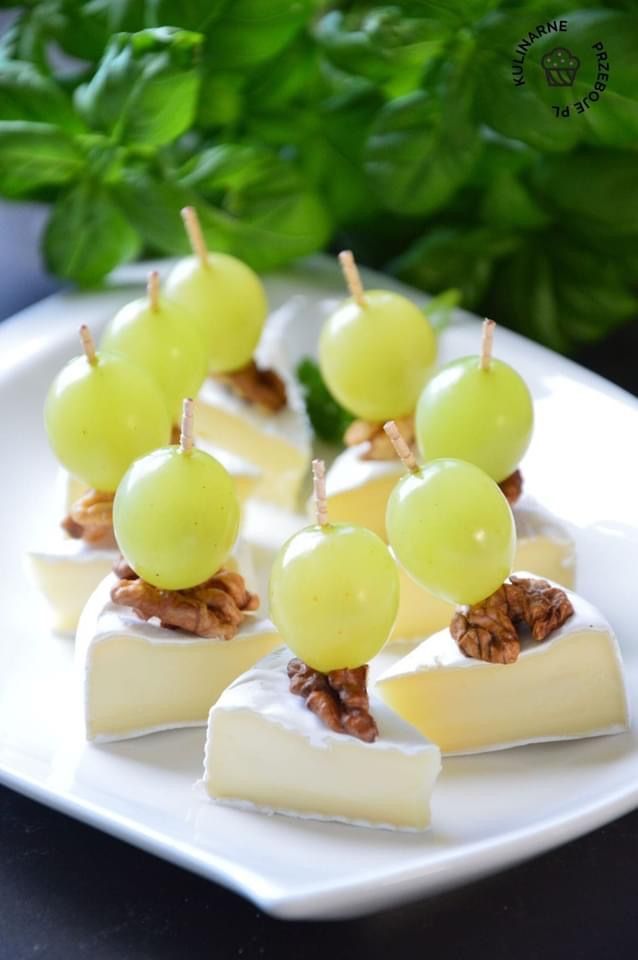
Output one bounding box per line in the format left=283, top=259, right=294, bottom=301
left=165, top=254, right=267, bottom=373
left=416, top=356, right=533, bottom=482
left=101, top=293, right=208, bottom=423
left=318, top=290, right=436, bottom=422
left=45, top=352, right=171, bottom=492
left=113, top=446, right=240, bottom=590
left=269, top=523, right=399, bottom=673
left=386, top=459, right=515, bottom=606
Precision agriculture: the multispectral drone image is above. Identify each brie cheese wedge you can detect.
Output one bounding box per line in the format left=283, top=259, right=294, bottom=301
left=204, top=647, right=441, bottom=831
left=27, top=538, right=117, bottom=635
left=376, top=576, right=630, bottom=755
left=325, top=446, right=576, bottom=642
left=194, top=313, right=312, bottom=510
left=77, top=574, right=280, bottom=743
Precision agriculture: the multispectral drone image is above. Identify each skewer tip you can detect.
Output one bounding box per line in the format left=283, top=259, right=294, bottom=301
left=179, top=397, right=195, bottom=453
left=480, top=318, right=496, bottom=371
left=79, top=325, right=97, bottom=365
left=383, top=421, right=418, bottom=472
left=312, top=458, right=329, bottom=527
left=181, top=207, right=209, bottom=268
left=338, top=250, right=366, bottom=307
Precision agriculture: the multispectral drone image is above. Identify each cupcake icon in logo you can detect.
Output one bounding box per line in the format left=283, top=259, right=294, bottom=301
left=541, top=47, right=581, bottom=86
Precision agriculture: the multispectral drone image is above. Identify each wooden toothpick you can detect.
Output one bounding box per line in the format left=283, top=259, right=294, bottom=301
left=480, top=318, right=495, bottom=371
left=312, top=458, right=329, bottom=526
left=383, top=421, right=418, bottom=472
left=180, top=398, right=195, bottom=453
left=181, top=207, right=209, bottom=269
left=79, top=325, right=97, bottom=365
left=338, top=250, right=366, bottom=307
left=148, top=270, right=161, bottom=313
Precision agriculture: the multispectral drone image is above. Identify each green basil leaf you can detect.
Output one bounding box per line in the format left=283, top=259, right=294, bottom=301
left=196, top=71, right=243, bottom=130
left=197, top=159, right=333, bottom=270
left=557, top=11, right=638, bottom=147
left=0, top=121, right=85, bottom=197
left=303, top=88, right=384, bottom=227
left=487, top=231, right=638, bottom=350
left=113, top=171, right=194, bottom=254
left=179, top=144, right=272, bottom=192
left=52, top=1, right=147, bottom=62
left=481, top=170, right=551, bottom=229
left=475, top=12, right=582, bottom=152
left=44, top=180, right=140, bottom=285
left=533, top=148, right=638, bottom=236
left=296, top=358, right=353, bottom=446
left=416, top=0, right=502, bottom=25
left=424, top=288, right=462, bottom=332
left=148, top=0, right=228, bottom=32
left=365, top=86, right=481, bottom=216
left=75, top=27, right=203, bottom=146
left=244, top=34, right=320, bottom=112
left=204, top=0, right=314, bottom=70
left=0, top=61, right=83, bottom=130
left=315, top=7, right=451, bottom=95
left=390, top=225, right=520, bottom=308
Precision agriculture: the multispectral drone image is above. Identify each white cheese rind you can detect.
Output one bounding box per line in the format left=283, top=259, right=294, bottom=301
left=375, top=574, right=630, bottom=755
left=204, top=647, right=441, bottom=831
left=26, top=538, right=118, bottom=635
left=77, top=574, right=280, bottom=743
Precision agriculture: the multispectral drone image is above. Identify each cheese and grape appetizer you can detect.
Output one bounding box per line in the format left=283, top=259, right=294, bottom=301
left=99, top=269, right=262, bottom=502
left=27, top=326, right=171, bottom=634
left=375, top=424, right=628, bottom=754
left=324, top=310, right=574, bottom=643
left=77, top=400, right=280, bottom=743
left=166, top=207, right=311, bottom=510
left=204, top=460, right=441, bottom=831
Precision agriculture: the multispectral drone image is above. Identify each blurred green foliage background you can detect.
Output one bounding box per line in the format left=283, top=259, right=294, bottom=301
left=0, top=0, right=636, bottom=350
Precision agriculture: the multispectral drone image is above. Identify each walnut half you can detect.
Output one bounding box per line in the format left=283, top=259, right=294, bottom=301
left=288, top=659, right=378, bottom=742
left=498, top=469, right=523, bottom=505
left=110, top=569, right=259, bottom=640
left=61, top=489, right=116, bottom=547
left=216, top=360, right=287, bottom=412
left=450, top=576, right=574, bottom=664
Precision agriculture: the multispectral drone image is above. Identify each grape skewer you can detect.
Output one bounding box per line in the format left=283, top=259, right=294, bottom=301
left=319, top=250, right=436, bottom=423
left=384, top=420, right=516, bottom=606
left=269, top=459, right=399, bottom=673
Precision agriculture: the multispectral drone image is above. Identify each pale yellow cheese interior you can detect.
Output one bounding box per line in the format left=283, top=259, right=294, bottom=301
left=377, top=629, right=628, bottom=754
left=392, top=536, right=575, bottom=643
left=86, top=628, right=280, bottom=740
left=206, top=709, right=438, bottom=829
left=194, top=399, right=307, bottom=509
left=27, top=550, right=114, bottom=634
left=327, top=473, right=398, bottom=542
left=515, top=536, right=574, bottom=588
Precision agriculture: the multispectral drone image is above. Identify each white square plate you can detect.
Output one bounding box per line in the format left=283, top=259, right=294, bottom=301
left=0, top=257, right=636, bottom=919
